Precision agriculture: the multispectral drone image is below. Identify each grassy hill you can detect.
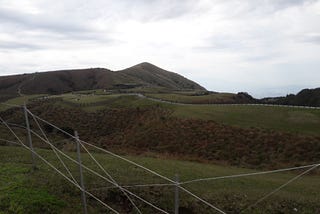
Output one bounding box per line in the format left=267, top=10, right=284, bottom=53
left=52, top=93, right=320, bottom=136
left=2, top=93, right=319, bottom=136
left=1, top=95, right=319, bottom=170
left=0, top=63, right=205, bottom=96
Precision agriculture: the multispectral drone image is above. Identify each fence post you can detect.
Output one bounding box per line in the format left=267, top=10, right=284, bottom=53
left=75, top=131, right=88, bottom=214
left=23, top=103, right=36, bottom=171
left=175, top=174, right=179, bottom=214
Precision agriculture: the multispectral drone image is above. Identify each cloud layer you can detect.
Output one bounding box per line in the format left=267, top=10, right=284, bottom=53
left=0, top=0, right=319, bottom=97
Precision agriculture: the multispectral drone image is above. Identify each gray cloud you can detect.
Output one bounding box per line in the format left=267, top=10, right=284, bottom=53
left=270, top=0, right=316, bottom=8
left=300, top=34, right=320, bottom=44
left=0, top=41, right=43, bottom=50
left=0, top=7, right=86, bottom=33
left=220, top=0, right=318, bottom=19
left=0, top=6, right=114, bottom=43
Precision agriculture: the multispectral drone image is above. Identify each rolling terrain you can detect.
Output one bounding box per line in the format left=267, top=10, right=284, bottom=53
left=0, top=65, right=320, bottom=213
left=1, top=62, right=319, bottom=106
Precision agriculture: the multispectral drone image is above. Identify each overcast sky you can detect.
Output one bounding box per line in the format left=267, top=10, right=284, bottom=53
left=0, top=0, right=319, bottom=97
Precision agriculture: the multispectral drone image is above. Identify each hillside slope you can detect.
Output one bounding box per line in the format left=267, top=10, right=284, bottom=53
left=119, top=62, right=205, bottom=90
left=262, top=88, right=320, bottom=107
left=0, top=63, right=205, bottom=95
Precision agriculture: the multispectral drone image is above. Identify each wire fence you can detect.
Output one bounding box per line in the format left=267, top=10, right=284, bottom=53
left=0, top=104, right=319, bottom=213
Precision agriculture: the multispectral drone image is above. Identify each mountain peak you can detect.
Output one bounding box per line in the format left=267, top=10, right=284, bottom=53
left=132, top=62, right=159, bottom=69
left=137, top=62, right=154, bottom=66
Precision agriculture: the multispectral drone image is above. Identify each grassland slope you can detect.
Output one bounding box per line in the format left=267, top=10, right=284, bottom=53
left=1, top=146, right=319, bottom=213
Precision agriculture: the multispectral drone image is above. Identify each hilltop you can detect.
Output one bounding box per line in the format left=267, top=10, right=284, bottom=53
left=0, top=62, right=205, bottom=95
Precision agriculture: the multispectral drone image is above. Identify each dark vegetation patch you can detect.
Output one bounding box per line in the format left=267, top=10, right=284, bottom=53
left=0, top=94, right=17, bottom=102
left=262, top=87, right=320, bottom=107
left=145, top=91, right=257, bottom=104
left=112, top=83, right=143, bottom=89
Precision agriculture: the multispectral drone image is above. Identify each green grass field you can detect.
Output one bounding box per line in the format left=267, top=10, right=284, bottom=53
left=0, top=145, right=319, bottom=213
left=171, top=104, right=320, bottom=136
left=146, top=92, right=235, bottom=104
